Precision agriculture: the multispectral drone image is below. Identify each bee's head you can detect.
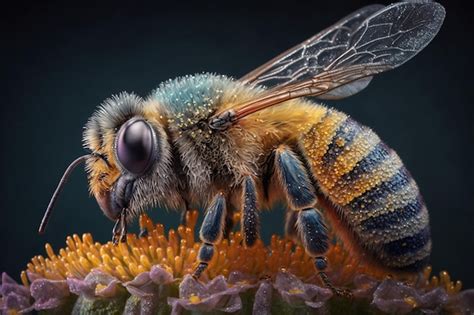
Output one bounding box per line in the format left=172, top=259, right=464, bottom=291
left=39, top=92, right=173, bottom=233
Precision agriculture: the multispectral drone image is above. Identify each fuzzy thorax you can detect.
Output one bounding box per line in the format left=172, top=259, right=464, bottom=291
left=82, top=73, right=328, bottom=217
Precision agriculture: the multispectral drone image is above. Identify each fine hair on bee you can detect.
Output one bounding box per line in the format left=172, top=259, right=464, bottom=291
left=38, top=1, right=446, bottom=296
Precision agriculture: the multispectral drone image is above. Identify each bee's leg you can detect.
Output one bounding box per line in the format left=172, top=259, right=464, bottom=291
left=179, top=209, right=188, bottom=226
left=111, top=208, right=128, bottom=244
left=296, top=208, right=352, bottom=296
left=284, top=210, right=299, bottom=242
left=119, top=208, right=127, bottom=243
left=112, top=214, right=121, bottom=245
left=275, top=145, right=351, bottom=297
left=241, top=176, right=260, bottom=247
left=297, top=207, right=351, bottom=297
left=193, top=192, right=226, bottom=279
left=223, top=206, right=235, bottom=239
left=139, top=223, right=148, bottom=238
left=179, top=199, right=190, bottom=226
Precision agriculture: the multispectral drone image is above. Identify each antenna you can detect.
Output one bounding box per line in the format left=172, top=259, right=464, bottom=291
left=38, top=155, right=89, bottom=234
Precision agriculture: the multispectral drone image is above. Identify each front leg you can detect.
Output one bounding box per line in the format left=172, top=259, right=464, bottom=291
left=193, top=192, right=226, bottom=279
left=275, top=145, right=351, bottom=297
left=112, top=208, right=128, bottom=245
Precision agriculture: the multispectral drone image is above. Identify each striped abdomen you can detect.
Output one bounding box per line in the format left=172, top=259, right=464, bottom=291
left=303, top=108, right=431, bottom=271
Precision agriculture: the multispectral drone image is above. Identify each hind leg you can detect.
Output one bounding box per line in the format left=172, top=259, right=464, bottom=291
left=274, top=145, right=351, bottom=297
left=296, top=207, right=351, bottom=296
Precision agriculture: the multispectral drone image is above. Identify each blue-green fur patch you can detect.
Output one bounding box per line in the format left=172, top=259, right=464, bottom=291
left=151, top=73, right=233, bottom=117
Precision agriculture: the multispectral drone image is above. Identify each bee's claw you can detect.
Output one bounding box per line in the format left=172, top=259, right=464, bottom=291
left=334, top=287, right=353, bottom=299
left=111, top=215, right=121, bottom=245
left=192, top=262, right=208, bottom=279
left=318, top=271, right=352, bottom=298
left=180, top=209, right=188, bottom=226
left=119, top=208, right=128, bottom=243
left=111, top=209, right=128, bottom=245
left=112, top=235, right=119, bottom=245
left=139, top=228, right=148, bottom=238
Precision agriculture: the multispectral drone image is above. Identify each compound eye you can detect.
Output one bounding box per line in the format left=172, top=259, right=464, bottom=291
left=116, top=119, right=155, bottom=175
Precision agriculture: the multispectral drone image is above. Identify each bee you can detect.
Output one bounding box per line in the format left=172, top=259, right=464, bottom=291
left=38, top=1, right=445, bottom=295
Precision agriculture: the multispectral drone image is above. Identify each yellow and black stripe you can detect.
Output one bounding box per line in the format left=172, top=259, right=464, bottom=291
left=303, top=109, right=431, bottom=271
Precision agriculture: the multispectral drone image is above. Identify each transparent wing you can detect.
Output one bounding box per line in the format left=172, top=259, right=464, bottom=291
left=239, top=1, right=445, bottom=100
left=210, top=1, right=445, bottom=129
left=240, top=4, right=385, bottom=88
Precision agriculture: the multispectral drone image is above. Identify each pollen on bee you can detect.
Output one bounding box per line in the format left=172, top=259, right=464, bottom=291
left=335, top=137, right=345, bottom=147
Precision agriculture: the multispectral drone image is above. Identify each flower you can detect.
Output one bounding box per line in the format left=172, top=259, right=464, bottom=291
left=0, top=272, right=32, bottom=313
left=168, top=274, right=248, bottom=314
left=274, top=270, right=333, bottom=309
left=1, top=211, right=472, bottom=314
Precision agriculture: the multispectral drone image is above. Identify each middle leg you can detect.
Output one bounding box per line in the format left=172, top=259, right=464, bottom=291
left=241, top=175, right=260, bottom=247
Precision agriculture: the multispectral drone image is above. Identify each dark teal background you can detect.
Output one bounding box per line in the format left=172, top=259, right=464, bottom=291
left=1, top=0, right=473, bottom=289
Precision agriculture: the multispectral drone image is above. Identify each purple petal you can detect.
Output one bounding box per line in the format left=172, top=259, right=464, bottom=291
left=67, top=269, right=120, bottom=299
left=274, top=271, right=308, bottom=305
left=274, top=271, right=305, bottom=293
left=0, top=272, right=32, bottom=313
left=303, top=284, right=333, bottom=309
left=449, top=289, right=474, bottom=313
left=124, top=268, right=176, bottom=314
left=87, top=269, right=121, bottom=297
left=352, top=274, right=380, bottom=299
left=253, top=280, right=273, bottom=315
left=67, top=278, right=95, bottom=299
left=0, top=273, right=30, bottom=298
left=375, top=279, right=451, bottom=314
left=418, top=287, right=448, bottom=313
left=149, top=265, right=174, bottom=285
left=2, top=292, right=31, bottom=312
left=125, top=271, right=155, bottom=298
left=372, top=279, right=416, bottom=313
left=206, top=276, right=230, bottom=294
left=168, top=275, right=243, bottom=313
left=227, top=271, right=257, bottom=285
left=178, top=275, right=208, bottom=300
left=274, top=271, right=332, bottom=308
left=30, top=279, right=69, bottom=310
